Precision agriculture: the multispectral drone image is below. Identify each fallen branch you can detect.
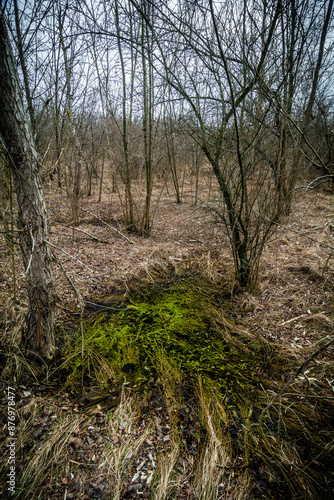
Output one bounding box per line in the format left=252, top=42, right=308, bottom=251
left=261, top=213, right=334, bottom=251
left=46, top=240, right=95, bottom=273
left=64, top=225, right=112, bottom=244
left=53, top=252, right=84, bottom=307
left=75, top=205, right=135, bottom=244
left=288, top=175, right=334, bottom=194
left=280, top=314, right=309, bottom=326
left=292, top=336, right=334, bottom=379
left=258, top=335, right=334, bottom=425
left=280, top=313, right=331, bottom=327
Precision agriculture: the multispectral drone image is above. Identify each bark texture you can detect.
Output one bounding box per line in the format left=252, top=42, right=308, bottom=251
left=0, top=14, right=56, bottom=359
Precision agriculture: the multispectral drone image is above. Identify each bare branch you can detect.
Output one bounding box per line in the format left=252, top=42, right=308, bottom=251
left=46, top=240, right=95, bottom=273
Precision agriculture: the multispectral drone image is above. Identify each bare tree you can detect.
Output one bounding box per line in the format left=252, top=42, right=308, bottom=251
left=267, top=0, right=334, bottom=214
left=141, top=0, right=155, bottom=234
left=0, top=8, right=56, bottom=359
left=128, top=0, right=283, bottom=287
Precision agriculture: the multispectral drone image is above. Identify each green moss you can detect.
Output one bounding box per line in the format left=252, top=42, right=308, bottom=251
left=63, top=273, right=334, bottom=498
left=65, top=280, right=262, bottom=394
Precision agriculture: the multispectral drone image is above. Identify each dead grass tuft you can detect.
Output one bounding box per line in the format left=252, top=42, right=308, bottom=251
left=192, top=381, right=231, bottom=499
left=299, top=312, right=332, bottom=328
left=18, top=416, right=79, bottom=498
left=153, top=439, right=180, bottom=500
left=2, top=351, right=40, bottom=381
left=103, top=389, right=151, bottom=499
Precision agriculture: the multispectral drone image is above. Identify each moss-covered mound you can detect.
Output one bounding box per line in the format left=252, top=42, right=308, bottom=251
left=63, top=271, right=334, bottom=499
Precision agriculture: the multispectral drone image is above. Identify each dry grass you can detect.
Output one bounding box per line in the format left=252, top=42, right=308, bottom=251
left=0, top=394, right=81, bottom=499
left=192, top=382, right=231, bottom=500
left=153, top=439, right=180, bottom=500
left=103, top=390, right=151, bottom=499
left=18, top=415, right=79, bottom=498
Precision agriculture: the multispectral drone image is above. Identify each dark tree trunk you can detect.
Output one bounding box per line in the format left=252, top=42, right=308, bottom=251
left=0, top=13, right=56, bottom=360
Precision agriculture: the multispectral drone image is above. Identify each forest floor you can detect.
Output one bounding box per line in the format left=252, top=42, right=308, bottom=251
left=0, top=175, right=333, bottom=499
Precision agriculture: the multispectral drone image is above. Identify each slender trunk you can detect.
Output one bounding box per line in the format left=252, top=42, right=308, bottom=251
left=164, top=113, right=181, bottom=204
left=115, top=0, right=135, bottom=231
left=55, top=121, right=62, bottom=188
left=194, top=147, right=200, bottom=206
left=304, top=0, right=333, bottom=129
left=58, top=2, right=82, bottom=225
left=141, top=8, right=154, bottom=233
left=98, top=147, right=105, bottom=202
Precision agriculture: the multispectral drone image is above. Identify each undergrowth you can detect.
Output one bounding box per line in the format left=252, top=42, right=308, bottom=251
left=59, top=269, right=334, bottom=499
left=1, top=264, right=333, bottom=499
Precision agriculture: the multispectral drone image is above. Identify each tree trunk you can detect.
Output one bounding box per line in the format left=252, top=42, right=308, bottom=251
left=13, top=0, right=36, bottom=133
left=0, top=13, right=56, bottom=360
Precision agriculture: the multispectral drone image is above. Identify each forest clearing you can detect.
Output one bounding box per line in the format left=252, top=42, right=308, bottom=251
left=0, top=0, right=334, bottom=499
left=0, top=176, right=333, bottom=499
